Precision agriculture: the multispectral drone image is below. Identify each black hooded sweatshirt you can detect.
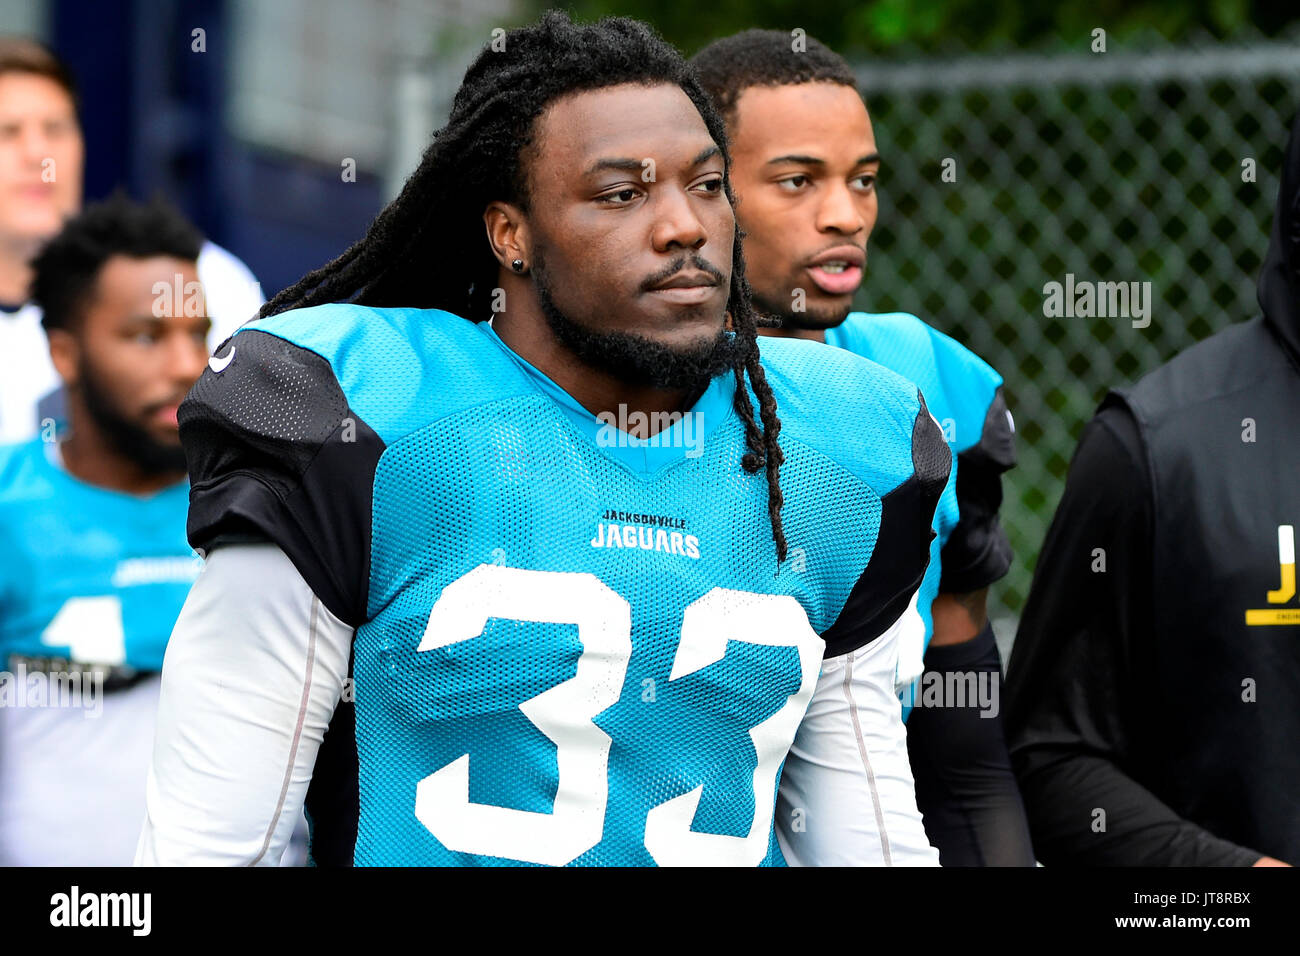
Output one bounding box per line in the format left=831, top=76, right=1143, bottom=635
left=1004, top=113, right=1300, bottom=866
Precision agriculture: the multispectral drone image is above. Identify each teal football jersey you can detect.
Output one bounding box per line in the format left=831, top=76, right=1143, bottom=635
left=181, top=305, right=949, bottom=866
left=826, top=312, right=1015, bottom=658
left=0, top=438, right=197, bottom=671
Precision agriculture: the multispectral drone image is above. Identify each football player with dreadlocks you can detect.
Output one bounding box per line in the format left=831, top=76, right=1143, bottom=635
left=693, top=30, right=1035, bottom=866
left=136, top=12, right=947, bottom=867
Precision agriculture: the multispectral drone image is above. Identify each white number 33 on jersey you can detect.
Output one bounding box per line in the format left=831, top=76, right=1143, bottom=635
left=413, top=564, right=823, bottom=866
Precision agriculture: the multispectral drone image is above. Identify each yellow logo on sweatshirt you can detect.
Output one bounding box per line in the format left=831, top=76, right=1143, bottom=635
left=1245, top=525, right=1300, bottom=625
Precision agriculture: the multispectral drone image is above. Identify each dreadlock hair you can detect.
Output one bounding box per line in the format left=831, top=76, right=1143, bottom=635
left=689, top=29, right=860, bottom=132
left=259, top=11, right=788, bottom=561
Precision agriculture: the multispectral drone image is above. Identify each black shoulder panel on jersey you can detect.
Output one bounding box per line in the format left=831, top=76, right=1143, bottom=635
left=180, top=329, right=384, bottom=627
left=821, top=391, right=950, bottom=658
left=941, top=386, right=1016, bottom=593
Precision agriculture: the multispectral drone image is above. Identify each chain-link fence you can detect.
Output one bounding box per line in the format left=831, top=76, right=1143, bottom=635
left=851, top=31, right=1299, bottom=626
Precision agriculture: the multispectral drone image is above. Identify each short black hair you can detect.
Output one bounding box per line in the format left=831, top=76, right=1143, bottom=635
left=32, top=192, right=203, bottom=332
left=690, top=29, right=859, bottom=129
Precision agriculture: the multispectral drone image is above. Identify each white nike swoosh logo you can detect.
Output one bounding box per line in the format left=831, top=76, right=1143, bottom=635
left=209, top=347, right=235, bottom=373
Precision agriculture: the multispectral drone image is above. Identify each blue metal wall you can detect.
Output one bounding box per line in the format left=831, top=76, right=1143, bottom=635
left=49, top=0, right=382, bottom=298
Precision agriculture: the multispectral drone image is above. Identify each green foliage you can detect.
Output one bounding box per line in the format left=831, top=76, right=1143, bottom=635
left=545, top=0, right=1283, bottom=55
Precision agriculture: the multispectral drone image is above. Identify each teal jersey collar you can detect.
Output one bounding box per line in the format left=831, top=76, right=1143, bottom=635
left=477, top=321, right=736, bottom=474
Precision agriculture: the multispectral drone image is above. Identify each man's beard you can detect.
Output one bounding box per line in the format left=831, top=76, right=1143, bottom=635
left=751, top=283, right=853, bottom=332
left=533, top=255, right=747, bottom=393
left=80, top=361, right=188, bottom=475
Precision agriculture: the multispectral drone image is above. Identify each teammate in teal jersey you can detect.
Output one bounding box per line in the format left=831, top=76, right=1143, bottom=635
left=137, top=12, right=949, bottom=867
left=0, top=195, right=209, bottom=865
left=693, top=31, right=1035, bottom=866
